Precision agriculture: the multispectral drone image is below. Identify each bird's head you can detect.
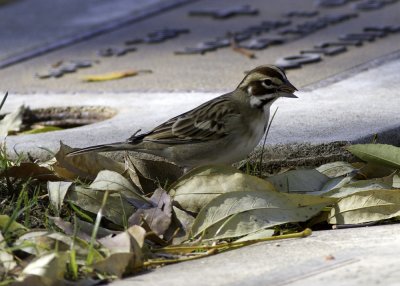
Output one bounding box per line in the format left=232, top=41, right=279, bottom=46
left=237, top=65, right=298, bottom=109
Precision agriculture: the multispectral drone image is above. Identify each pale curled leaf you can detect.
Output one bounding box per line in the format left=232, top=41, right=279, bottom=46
left=200, top=193, right=334, bottom=240
left=170, top=165, right=276, bottom=213
left=90, top=170, right=147, bottom=203
left=328, top=189, right=400, bottom=224
left=0, top=231, right=16, bottom=272
left=347, top=144, right=400, bottom=169
left=316, top=161, right=357, bottom=178
left=393, top=174, right=400, bottom=188
left=54, top=142, right=125, bottom=181
left=267, top=169, right=329, bottom=194
left=15, top=252, right=68, bottom=286
left=95, top=225, right=146, bottom=276
left=201, top=210, right=276, bottom=240
left=323, top=178, right=392, bottom=198
left=48, top=181, right=73, bottom=213
left=319, top=176, right=355, bottom=195
left=66, top=185, right=135, bottom=226
left=191, top=190, right=335, bottom=238
left=15, top=230, right=102, bottom=261
left=0, top=105, right=25, bottom=139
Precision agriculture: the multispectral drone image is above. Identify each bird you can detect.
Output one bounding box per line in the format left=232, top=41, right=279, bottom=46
left=68, top=65, right=297, bottom=169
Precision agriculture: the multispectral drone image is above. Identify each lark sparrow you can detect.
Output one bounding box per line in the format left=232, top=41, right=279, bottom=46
left=68, top=65, right=297, bottom=168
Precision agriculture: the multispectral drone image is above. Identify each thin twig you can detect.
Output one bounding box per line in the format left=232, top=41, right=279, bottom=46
left=154, top=228, right=311, bottom=254
left=0, top=91, right=8, bottom=111
left=230, top=38, right=255, bottom=59
left=259, top=107, right=279, bottom=177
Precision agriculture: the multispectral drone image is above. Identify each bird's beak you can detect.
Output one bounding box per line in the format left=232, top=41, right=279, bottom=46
left=279, top=81, right=298, bottom=98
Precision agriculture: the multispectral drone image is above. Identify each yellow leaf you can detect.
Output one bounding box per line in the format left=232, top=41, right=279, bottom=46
left=83, top=70, right=150, bottom=82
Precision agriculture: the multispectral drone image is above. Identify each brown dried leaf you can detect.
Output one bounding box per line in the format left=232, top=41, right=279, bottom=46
left=54, top=142, right=125, bottom=181
left=128, top=188, right=172, bottom=236
left=50, top=216, right=118, bottom=241
left=125, top=155, right=183, bottom=194
left=95, top=225, right=146, bottom=276
left=2, top=162, right=59, bottom=181
left=167, top=206, right=195, bottom=245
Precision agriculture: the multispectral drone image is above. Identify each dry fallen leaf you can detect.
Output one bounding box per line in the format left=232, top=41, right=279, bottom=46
left=66, top=185, right=136, bottom=226
left=328, top=189, right=400, bottom=225
left=95, top=225, right=146, bottom=277
left=128, top=188, right=172, bottom=236
left=125, top=155, right=183, bottom=194
left=170, top=165, right=276, bottom=213
left=0, top=231, right=17, bottom=272
left=1, top=162, right=59, bottom=181
left=47, top=181, right=73, bottom=213
left=191, top=190, right=335, bottom=240
left=0, top=105, right=25, bottom=139
left=83, top=70, right=151, bottom=82
left=14, top=252, right=67, bottom=286
left=53, top=142, right=125, bottom=181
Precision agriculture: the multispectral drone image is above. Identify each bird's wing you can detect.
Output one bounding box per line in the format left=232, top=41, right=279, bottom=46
left=135, top=96, right=241, bottom=144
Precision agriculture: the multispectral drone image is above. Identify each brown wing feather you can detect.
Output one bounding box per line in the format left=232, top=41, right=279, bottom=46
left=143, top=95, right=239, bottom=144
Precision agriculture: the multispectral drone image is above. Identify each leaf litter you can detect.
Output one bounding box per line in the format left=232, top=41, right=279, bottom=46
left=0, top=141, right=400, bottom=284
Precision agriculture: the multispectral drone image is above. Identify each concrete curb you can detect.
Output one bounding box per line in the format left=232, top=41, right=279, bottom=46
left=2, top=53, right=400, bottom=164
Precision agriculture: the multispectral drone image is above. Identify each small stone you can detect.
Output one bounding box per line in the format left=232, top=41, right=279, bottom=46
left=316, top=0, right=349, bottom=7
left=285, top=10, right=319, bottom=18
left=301, top=45, right=347, bottom=56
left=354, top=0, right=384, bottom=11
left=339, top=33, right=376, bottom=42
left=188, top=5, right=258, bottom=19
left=240, top=37, right=285, bottom=50
left=125, top=28, right=189, bottom=45
left=275, top=53, right=321, bottom=69
left=60, top=63, right=77, bottom=73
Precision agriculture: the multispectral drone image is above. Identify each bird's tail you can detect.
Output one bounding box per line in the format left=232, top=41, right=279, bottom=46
left=67, top=142, right=135, bottom=157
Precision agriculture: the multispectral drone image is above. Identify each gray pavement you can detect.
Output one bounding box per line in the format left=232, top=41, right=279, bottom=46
left=112, top=224, right=400, bottom=286
left=0, top=0, right=185, bottom=68
left=0, top=0, right=400, bottom=284
left=1, top=0, right=400, bottom=93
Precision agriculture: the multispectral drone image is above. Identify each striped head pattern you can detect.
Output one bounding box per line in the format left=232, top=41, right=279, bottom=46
left=237, top=65, right=298, bottom=108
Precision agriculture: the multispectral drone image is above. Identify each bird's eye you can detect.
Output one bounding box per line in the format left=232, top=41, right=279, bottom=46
left=263, top=79, right=272, bottom=86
